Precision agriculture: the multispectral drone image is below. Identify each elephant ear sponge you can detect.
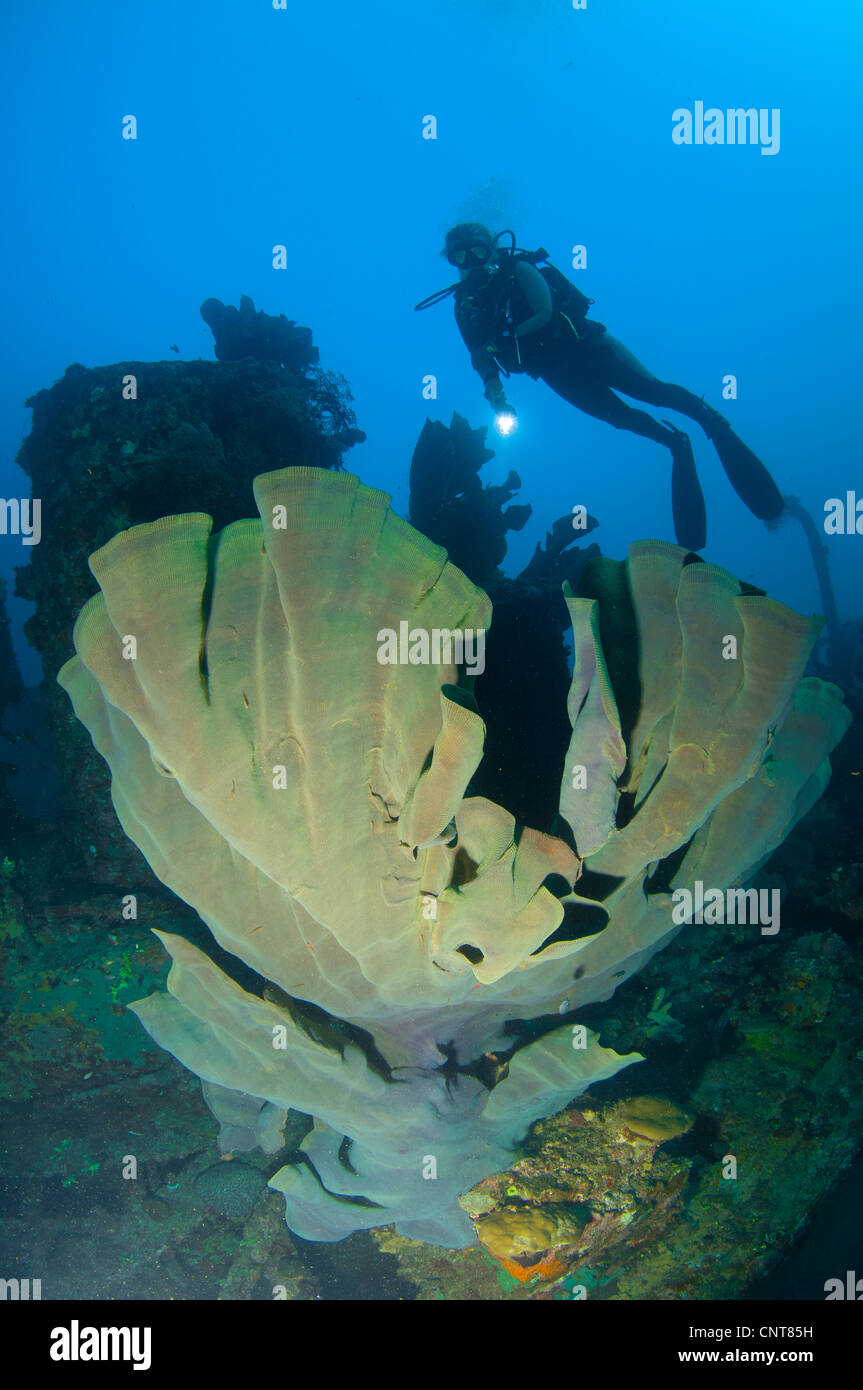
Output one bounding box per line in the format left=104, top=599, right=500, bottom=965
left=58, top=468, right=850, bottom=1247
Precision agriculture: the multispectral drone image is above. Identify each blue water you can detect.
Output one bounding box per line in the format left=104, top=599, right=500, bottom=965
left=2, top=0, right=861, bottom=676
left=3, top=5, right=863, bottom=1315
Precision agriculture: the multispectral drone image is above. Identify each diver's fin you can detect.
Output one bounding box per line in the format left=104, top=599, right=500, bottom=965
left=701, top=413, right=785, bottom=521
left=666, top=424, right=707, bottom=552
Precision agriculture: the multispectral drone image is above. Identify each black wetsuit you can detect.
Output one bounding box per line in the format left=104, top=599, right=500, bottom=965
left=453, top=257, right=784, bottom=549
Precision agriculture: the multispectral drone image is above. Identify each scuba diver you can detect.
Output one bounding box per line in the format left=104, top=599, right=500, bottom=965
left=416, top=223, right=785, bottom=552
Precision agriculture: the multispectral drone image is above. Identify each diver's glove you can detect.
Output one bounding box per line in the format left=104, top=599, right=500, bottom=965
left=482, top=378, right=517, bottom=435
left=484, top=378, right=506, bottom=409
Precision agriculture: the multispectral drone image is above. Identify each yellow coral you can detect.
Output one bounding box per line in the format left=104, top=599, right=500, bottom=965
left=476, top=1205, right=583, bottom=1261
left=614, top=1095, right=693, bottom=1142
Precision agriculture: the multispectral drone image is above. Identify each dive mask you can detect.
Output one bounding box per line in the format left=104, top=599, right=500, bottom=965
left=451, top=242, right=493, bottom=269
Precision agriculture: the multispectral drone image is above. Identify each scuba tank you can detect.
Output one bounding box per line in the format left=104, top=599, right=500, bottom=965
left=533, top=258, right=594, bottom=325
left=493, top=230, right=595, bottom=326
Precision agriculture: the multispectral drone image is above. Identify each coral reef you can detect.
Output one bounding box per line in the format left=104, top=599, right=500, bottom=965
left=612, top=1095, right=693, bottom=1142
left=13, top=350, right=363, bottom=880
left=475, top=1203, right=587, bottom=1282
left=200, top=294, right=319, bottom=371
left=0, top=577, right=23, bottom=714
left=409, top=412, right=531, bottom=586
left=0, top=578, right=25, bottom=832
left=58, top=467, right=849, bottom=1247
left=408, top=410, right=599, bottom=594
left=409, top=412, right=600, bottom=831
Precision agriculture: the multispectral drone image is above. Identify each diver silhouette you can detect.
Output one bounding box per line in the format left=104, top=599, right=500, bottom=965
left=417, top=224, right=785, bottom=552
